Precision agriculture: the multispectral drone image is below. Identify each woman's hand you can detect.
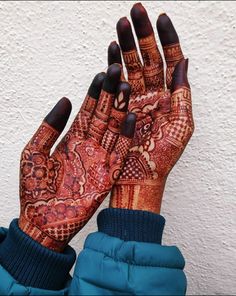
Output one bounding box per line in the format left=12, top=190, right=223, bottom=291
left=108, top=3, right=194, bottom=214
left=19, top=64, right=136, bottom=252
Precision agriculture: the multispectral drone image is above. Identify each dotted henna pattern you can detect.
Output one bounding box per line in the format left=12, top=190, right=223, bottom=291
left=19, top=89, right=132, bottom=252
left=110, top=87, right=194, bottom=213
left=110, top=33, right=193, bottom=213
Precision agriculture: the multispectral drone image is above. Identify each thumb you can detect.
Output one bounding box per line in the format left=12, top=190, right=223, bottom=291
left=171, top=58, right=189, bottom=93
left=26, top=97, right=72, bottom=154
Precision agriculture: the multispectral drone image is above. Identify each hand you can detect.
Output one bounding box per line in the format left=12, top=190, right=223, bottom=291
left=19, top=64, right=136, bottom=252
left=108, top=3, right=194, bottom=214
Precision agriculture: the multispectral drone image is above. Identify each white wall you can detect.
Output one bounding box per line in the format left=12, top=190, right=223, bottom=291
left=0, top=1, right=235, bottom=294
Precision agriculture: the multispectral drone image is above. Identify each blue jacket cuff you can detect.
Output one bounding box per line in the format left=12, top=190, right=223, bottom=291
left=97, top=208, right=165, bottom=244
left=0, top=219, right=76, bottom=290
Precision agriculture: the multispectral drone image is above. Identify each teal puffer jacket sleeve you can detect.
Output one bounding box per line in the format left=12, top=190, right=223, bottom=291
left=69, top=232, right=186, bottom=295
left=0, top=209, right=187, bottom=295
left=0, top=265, right=68, bottom=295
left=68, top=208, right=186, bottom=295
left=0, top=221, right=75, bottom=294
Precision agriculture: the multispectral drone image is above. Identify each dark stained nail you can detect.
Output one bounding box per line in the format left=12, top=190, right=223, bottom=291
left=88, top=72, right=106, bottom=100
left=114, top=82, right=131, bottom=112
left=44, top=97, right=72, bottom=133
left=108, top=41, right=122, bottom=66
left=117, top=17, right=136, bottom=52
left=131, top=2, right=153, bottom=38
left=156, top=13, right=179, bottom=46
left=171, top=59, right=189, bottom=92
left=103, top=63, right=121, bottom=94
left=121, top=112, right=136, bottom=138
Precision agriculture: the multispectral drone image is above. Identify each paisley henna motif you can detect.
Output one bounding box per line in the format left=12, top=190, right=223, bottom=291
left=109, top=4, right=194, bottom=214
left=110, top=87, right=193, bottom=213
left=19, top=67, right=135, bottom=252
left=20, top=122, right=133, bottom=251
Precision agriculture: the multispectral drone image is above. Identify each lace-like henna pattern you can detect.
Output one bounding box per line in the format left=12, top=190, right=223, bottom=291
left=110, top=136, right=132, bottom=181
left=138, top=34, right=164, bottom=90
left=163, top=43, right=184, bottom=89
left=122, top=50, right=145, bottom=94
left=30, top=122, right=60, bottom=153
left=19, top=86, right=134, bottom=251
left=110, top=87, right=193, bottom=213
left=19, top=125, right=120, bottom=251
left=102, top=91, right=128, bottom=152
left=88, top=90, right=114, bottom=142
left=68, top=95, right=97, bottom=138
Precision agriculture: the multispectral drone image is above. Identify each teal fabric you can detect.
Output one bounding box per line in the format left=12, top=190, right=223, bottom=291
left=0, top=220, right=75, bottom=290
left=0, top=227, right=69, bottom=295
left=0, top=228, right=187, bottom=295
left=69, top=232, right=187, bottom=295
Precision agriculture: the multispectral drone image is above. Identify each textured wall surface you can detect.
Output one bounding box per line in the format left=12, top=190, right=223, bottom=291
left=0, top=1, right=235, bottom=295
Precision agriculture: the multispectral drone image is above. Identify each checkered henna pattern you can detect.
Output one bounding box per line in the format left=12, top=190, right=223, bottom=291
left=108, top=4, right=194, bottom=214
left=19, top=65, right=136, bottom=252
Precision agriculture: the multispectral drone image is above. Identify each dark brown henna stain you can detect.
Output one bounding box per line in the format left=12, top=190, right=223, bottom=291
left=88, top=72, right=106, bottom=100
left=109, top=5, right=193, bottom=215
left=157, top=13, right=184, bottom=89
left=171, top=59, right=189, bottom=92
left=108, top=41, right=122, bottom=66
left=117, top=17, right=137, bottom=52
left=44, top=97, right=72, bottom=133
left=101, top=82, right=131, bottom=153
left=116, top=17, right=145, bottom=94
left=156, top=13, right=179, bottom=46
left=131, top=3, right=153, bottom=38
left=120, top=112, right=136, bottom=139
left=19, top=71, right=134, bottom=252
left=131, top=3, right=164, bottom=91
left=103, top=64, right=121, bottom=94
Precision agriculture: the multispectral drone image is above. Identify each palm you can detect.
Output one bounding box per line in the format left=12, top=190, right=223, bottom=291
left=20, top=136, right=111, bottom=234
left=19, top=122, right=113, bottom=251
left=109, top=4, right=194, bottom=213
left=124, top=88, right=193, bottom=181
left=19, top=65, right=135, bottom=251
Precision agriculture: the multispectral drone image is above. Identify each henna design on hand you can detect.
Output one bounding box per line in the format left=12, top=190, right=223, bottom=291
left=108, top=3, right=194, bottom=214
left=19, top=66, right=136, bottom=252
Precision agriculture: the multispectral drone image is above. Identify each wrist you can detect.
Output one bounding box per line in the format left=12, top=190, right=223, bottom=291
left=19, top=215, right=66, bottom=252
left=110, top=179, right=166, bottom=214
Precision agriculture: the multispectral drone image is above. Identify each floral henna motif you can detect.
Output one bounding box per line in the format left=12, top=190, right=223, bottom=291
left=110, top=87, right=194, bottom=213
left=19, top=66, right=135, bottom=252
left=109, top=4, right=193, bottom=214
left=19, top=122, right=124, bottom=251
